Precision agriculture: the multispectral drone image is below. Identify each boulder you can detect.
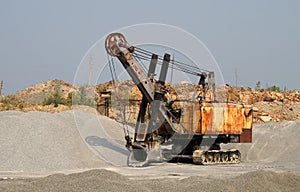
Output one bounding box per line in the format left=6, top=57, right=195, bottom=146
left=260, top=115, right=272, bottom=122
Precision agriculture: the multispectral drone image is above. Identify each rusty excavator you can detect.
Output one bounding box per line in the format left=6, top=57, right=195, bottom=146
left=105, top=33, right=253, bottom=167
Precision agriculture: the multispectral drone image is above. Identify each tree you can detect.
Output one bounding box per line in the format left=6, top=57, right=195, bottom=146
left=255, top=81, right=261, bottom=90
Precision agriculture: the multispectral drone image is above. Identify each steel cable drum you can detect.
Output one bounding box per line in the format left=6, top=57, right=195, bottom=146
left=73, top=23, right=225, bottom=167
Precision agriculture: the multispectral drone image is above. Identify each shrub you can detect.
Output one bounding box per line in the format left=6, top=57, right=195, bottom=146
left=267, top=85, right=281, bottom=92
left=72, top=85, right=96, bottom=107
left=43, top=89, right=66, bottom=107
left=0, top=96, right=20, bottom=110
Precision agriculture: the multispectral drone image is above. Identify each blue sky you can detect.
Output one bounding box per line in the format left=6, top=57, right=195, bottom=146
left=0, top=0, right=299, bottom=94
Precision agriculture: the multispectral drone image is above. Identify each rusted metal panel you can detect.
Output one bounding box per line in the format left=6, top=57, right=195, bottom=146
left=181, top=103, right=194, bottom=132
left=193, top=105, right=201, bottom=133
left=240, top=128, right=252, bottom=143
left=198, top=103, right=252, bottom=135
left=173, top=102, right=252, bottom=139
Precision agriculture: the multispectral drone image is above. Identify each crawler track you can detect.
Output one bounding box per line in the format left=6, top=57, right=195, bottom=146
left=192, top=149, right=241, bottom=165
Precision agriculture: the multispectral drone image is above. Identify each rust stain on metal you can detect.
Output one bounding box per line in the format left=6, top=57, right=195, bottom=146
left=176, top=102, right=252, bottom=140
left=240, top=128, right=252, bottom=143
left=181, top=103, right=194, bottom=133
left=198, top=103, right=252, bottom=135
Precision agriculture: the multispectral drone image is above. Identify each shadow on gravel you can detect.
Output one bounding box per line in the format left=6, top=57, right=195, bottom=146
left=85, top=136, right=129, bottom=155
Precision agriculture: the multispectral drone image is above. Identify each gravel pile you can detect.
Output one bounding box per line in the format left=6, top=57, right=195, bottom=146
left=72, top=109, right=130, bottom=166
left=223, top=119, right=300, bottom=166
left=0, top=110, right=107, bottom=172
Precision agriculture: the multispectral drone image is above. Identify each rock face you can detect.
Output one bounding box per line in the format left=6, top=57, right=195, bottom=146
left=1, top=79, right=300, bottom=123
left=99, top=81, right=300, bottom=123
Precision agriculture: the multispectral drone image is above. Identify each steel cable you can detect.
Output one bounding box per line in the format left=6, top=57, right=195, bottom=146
left=134, top=47, right=210, bottom=74
left=133, top=52, right=202, bottom=76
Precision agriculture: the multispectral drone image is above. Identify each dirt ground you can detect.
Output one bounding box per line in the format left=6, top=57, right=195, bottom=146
left=0, top=110, right=300, bottom=191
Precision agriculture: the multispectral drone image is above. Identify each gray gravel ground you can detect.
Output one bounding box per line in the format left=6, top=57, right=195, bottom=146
left=0, top=110, right=300, bottom=191
left=1, top=169, right=300, bottom=192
